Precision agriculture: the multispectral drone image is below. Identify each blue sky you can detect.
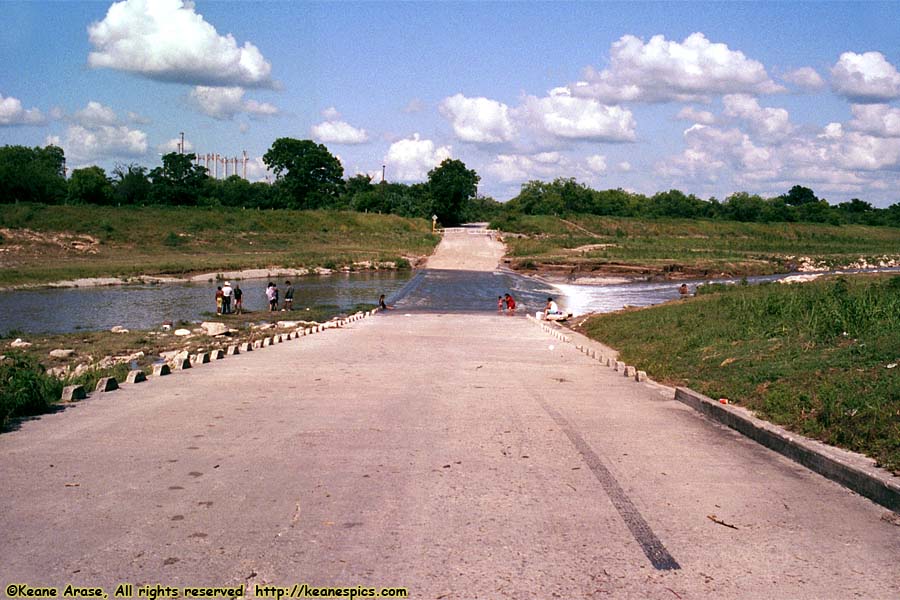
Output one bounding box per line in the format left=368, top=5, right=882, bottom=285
left=2, top=1, right=900, bottom=206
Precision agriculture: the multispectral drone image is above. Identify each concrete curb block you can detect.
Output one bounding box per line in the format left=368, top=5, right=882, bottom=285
left=173, top=358, right=191, bottom=370
left=95, top=377, right=118, bottom=393
left=125, top=370, right=146, bottom=384
left=62, top=385, right=86, bottom=402
left=227, top=345, right=240, bottom=356
left=194, top=352, right=210, bottom=365
left=211, top=349, right=225, bottom=360
left=674, top=387, right=900, bottom=512
left=153, top=364, right=171, bottom=377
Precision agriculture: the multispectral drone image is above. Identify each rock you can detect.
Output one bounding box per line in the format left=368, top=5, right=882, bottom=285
left=110, top=326, right=129, bottom=334
left=276, top=321, right=299, bottom=328
left=49, top=349, right=75, bottom=359
left=201, top=322, right=229, bottom=336
left=10, top=338, right=31, bottom=348
left=174, top=328, right=191, bottom=336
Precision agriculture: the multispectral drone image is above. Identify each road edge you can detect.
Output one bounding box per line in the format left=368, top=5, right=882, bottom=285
left=674, top=386, right=900, bottom=513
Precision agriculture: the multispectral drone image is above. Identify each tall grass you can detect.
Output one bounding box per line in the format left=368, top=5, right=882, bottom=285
left=579, top=275, right=900, bottom=472
left=0, top=352, right=63, bottom=429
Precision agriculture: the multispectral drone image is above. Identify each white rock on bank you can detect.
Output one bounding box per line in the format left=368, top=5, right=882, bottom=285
left=174, top=328, right=192, bottom=336
left=10, top=338, right=31, bottom=348
left=200, top=322, right=229, bottom=336
left=49, top=349, right=75, bottom=359
left=110, top=326, right=129, bottom=333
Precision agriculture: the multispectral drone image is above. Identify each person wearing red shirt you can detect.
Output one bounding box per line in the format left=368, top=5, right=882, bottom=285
left=504, top=293, right=516, bottom=312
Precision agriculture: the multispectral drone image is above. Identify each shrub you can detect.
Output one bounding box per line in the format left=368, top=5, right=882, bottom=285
left=0, top=352, right=63, bottom=429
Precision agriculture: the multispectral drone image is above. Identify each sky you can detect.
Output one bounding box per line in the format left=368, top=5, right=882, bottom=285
left=2, top=1, right=900, bottom=207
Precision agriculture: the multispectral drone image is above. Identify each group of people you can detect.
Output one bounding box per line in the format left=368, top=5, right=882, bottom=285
left=214, top=281, right=243, bottom=315
left=498, top=293, right=517, bottom=312
left=497, top=293, right=566, bottom=319
left=214, top=280, right=296, bottom=314
left=266, top=280, right=295, bottom=312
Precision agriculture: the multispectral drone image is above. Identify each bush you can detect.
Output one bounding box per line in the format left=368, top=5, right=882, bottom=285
left=0, top=352, right=63, bottom=429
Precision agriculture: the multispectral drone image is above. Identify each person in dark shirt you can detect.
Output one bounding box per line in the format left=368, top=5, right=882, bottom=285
left=283, top=280, right=294, bottom=311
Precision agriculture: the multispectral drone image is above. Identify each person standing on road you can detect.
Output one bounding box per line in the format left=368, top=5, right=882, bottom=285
left=222, top=281, right=233, bottom=314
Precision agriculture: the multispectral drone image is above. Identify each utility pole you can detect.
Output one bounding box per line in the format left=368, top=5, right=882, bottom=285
left=179, top=132, right=184, bottom=154
left=382, top=164, right=386, bottom=183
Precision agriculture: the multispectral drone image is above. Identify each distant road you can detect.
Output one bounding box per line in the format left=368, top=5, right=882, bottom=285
left=2, top=227, right=898, bottom=599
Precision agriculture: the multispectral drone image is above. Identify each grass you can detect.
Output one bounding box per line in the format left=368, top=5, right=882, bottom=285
left=0, top=204, right=438, bottom=287
left=493, top=214, right=900, bottom=277
left=0, top=303, right=376, bottom=430
left=574, top=274, right=900, bottom=473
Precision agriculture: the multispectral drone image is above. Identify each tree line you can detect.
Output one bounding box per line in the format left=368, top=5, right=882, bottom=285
left=1, top=141, right=898, bottom=227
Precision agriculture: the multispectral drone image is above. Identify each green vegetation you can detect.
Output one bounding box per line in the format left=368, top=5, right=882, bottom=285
left=492, top=214, right=900, bottom=277
left=0, top=352, right=63, bottom=429
left=0, top=205, right=438, bottom=287
left=576, top=275, right=900, bottom=473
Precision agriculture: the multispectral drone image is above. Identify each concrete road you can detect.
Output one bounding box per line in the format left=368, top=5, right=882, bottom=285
left=2, top=313, right=899, bottom=599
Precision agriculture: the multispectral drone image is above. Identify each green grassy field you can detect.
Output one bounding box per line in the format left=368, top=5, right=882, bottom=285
left=493, top=214, right=900, bottom=277
left=574, top=274, right=900, bottom=473
left=0, top=204, right=439, bottom=286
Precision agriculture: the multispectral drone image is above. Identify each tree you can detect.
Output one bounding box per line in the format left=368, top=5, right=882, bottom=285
left=0, top=144, right=67, bottom=204
left=111, top=163, right=150, bottom=205
left=67, top=166, right=113, bottom=205
left=262, top=138, right=344, bottom=209
left=148, top=152, right=208, bottom=205
left=427, top=158, right=480, bottom=226
left=782, top=185, right=818, bottom=206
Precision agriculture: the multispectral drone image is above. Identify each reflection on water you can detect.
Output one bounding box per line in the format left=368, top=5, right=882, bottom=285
left=0, top=271, right=413, bottom=334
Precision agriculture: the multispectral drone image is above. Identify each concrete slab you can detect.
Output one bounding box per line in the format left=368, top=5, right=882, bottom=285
left=2, top=314, right=898, bottom=598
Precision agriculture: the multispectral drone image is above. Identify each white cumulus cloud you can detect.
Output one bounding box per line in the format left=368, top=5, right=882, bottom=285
left=574, top=32, right=783, bottom=103
left=518, top=87, right=636, bottom=142
left=782, top=67, right=825, bottom=91
left=831, top=51, right=900, bottom=103
left=189, top=86, right=277, bottom=120
left=0, top=93, right=45, bottom=125
left=311, top=120, right=369, bottom=145
left=383, top=134, right=451, bottom=182
left=723, top=94, right=792, bottom=141
left=50, top=101, right=148, bottom=163
left=585, top=154, right=607, bottom=173
left=73, top=101, right=119, bottom=127
left=88, top=0, right=274, bottom=88
left=848, top=103, right=900, bottom=137
left=439, top=93, right=516, bottom=143
left=675, top=106, right=716, bottom=125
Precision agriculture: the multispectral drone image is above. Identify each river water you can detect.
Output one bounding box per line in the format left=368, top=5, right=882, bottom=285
left=2, top=268, right=896, bottom=334
left=0, top=271, right=414, bottom=334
